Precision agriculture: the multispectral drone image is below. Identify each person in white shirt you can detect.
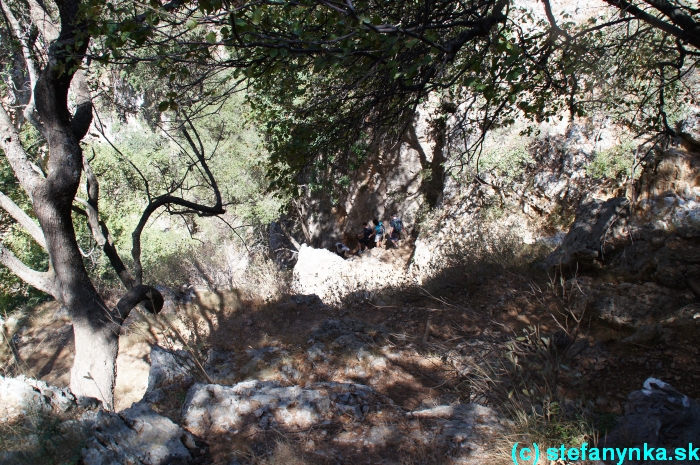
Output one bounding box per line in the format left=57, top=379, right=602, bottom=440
left=335, top=242, right=350, bottom=258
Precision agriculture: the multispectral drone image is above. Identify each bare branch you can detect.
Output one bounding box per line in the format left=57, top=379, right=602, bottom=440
left=0, top=0, right=44, bottom=134
left=114, top=284, right=164, bottom=323
left=76, top=155, right=136, bottom=289
left=0, top=243, right=55, bottom=296
left=605, top=0, right=700, bottom=49
left=0, top=103, right=44, bottom=196
left=131, top=194, right=225, bottom=284
left=0, top=190, right=45, bottom=249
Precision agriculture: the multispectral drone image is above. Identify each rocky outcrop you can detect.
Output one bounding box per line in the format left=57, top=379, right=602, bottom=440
left=571, top=277, right=695, bottom=329
left=679, top=109, right=700, bottom=148
left=602, top=378, right=700, bottom=464
left=147, top=345, right=198, bottom=392
left=182, top=381, right=379, bottom=435
left=0, top=375, right=76, bottom=423
left=545, top=197, right=630, bottom=269
left=82, top=401, right=192, bottom=465
left=299, top=103, right=448, bottom=249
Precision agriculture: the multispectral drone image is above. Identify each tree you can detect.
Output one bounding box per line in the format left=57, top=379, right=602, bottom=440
left=0, top=0, right=227, bottom=408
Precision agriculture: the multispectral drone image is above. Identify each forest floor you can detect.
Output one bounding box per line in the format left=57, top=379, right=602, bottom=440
left=7, top=251, right=700, bottom=463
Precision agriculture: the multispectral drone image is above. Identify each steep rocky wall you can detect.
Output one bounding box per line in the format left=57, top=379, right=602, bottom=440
left=299, top=105, right=443, bottom=249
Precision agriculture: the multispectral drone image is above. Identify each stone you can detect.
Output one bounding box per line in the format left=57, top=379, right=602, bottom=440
left=0, top=375, right=76, bottom=423
left=292, top=244, right=410, bottom=304
left=182, top=381, right=378, bottom=437
left=306, top=342, right=326, bottom=362
left=622, top=325, right=671, bottom=345
left=602, top=378, right=700, bottom=464
left=82, top=401, right=191, bottom=465
left=679, top=109, right=700, bottom=147
left=310, top=318, right=386, bottom=342
left=0, top=376, right=51, bottom=422
left=573, top=278, right=694, bottom=328
left=546, top=197, right=630, bottom=269
left=147, top=345, right=197, bottom=392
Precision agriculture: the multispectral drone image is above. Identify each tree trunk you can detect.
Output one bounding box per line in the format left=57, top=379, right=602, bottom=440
left=70, top=320, right=119, bottom=409
left=34, top=179, right=119, bottom=409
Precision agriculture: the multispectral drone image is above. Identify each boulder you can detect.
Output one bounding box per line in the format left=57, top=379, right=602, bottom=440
left=147, top=345, right=197, bottom=392
left=679, top=109, right=700, bottom=148
left=82, top=401, right=192, bottom=465
left=292, top=244, right=409, bottom=304
left=602, top=378, right=700, bottom=464
left=0, top=375, right=76, bottom=423
left=546, top=197, right=630, bottom=269
left=573, top=278, right=694, bottom=328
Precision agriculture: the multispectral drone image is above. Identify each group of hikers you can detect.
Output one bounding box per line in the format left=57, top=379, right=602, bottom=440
left=335, top=215, right=403, bottom=258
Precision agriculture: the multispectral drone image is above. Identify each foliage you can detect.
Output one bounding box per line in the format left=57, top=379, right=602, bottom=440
left=83, top=93, right=285, bottom=288
left=477, top=135, right=534, bottom=185
left=586, top=140, right=638, bottom=180
left=0, top=155, right=49, bottom=312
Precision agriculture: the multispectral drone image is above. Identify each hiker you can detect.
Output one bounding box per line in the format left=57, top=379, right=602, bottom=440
left=373, top=218, right=386, bottom=249
left=388, top=214, right=403, bottom=248
left=357, top=222, right=373, bottom=254
left=335, top=241, right=351, bottom=259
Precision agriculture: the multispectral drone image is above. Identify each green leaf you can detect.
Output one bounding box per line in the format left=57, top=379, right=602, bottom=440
left=158, top=101, right=169, bottom=112
left=206, top=31, right=217, bottom=44
left=252, top=8, right=262, bottom=26
left=186, top=18, right=198, bottom=30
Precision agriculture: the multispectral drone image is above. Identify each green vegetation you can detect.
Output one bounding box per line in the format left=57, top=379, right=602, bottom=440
left=587, top=141, right=638, bottom=181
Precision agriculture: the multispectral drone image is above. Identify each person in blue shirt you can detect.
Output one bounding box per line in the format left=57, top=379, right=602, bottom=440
left=373, top=218, right=386, bottom=249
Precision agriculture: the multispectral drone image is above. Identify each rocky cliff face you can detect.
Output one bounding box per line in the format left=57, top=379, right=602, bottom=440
left=298, top=105, right=446, bottom=249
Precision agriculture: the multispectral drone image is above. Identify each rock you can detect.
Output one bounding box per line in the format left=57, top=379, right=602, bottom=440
left=306, top=342, right=326, bottom=362
left=331, top=334, right=370, bottom=354
left=204, top=349, right=237, bottom=383
left=182, top=381, right=378, bottom=437
left=622, top=325, right=671, bottom=345
left=602, top=378, right=700, bottom=463
left=20, top=375, right=77, bottom=412
left=292, top=244, right=410, bottom=304
left=410, top=404, right=505, bottom=463
left=310, top=318, right=386, bottom=342
left=147, top=345, right=197, bottom=392
left=0, top=376, right=51, bottom=422
left=546, top=197, right=630, bottom=269
left=679, top=109, right=700, bottom=148
left=142, top=388, right=165, bottom=404
left=0, top=375, right=76, bottom=423
left=82, top=401, right=191, bottom=465
left=573, top=277, right=694, bottom=328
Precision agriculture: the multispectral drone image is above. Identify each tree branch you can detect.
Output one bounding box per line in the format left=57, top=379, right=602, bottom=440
left=0, top=243, right=55, bottom=296
left=0, top=190, right=46, bottom=249
left=0, top=103, right=44, bottom=196
left=0, top=0, right=44, bottom=135
left=70, top=70, right=93, bottom=140
left=605, top=0, right=700, bottom=49
left=76, top=155, right=136, bottom=289
left=131, top=195, right=225, bottom=284
left=114, top=284, right=163, bottom=323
